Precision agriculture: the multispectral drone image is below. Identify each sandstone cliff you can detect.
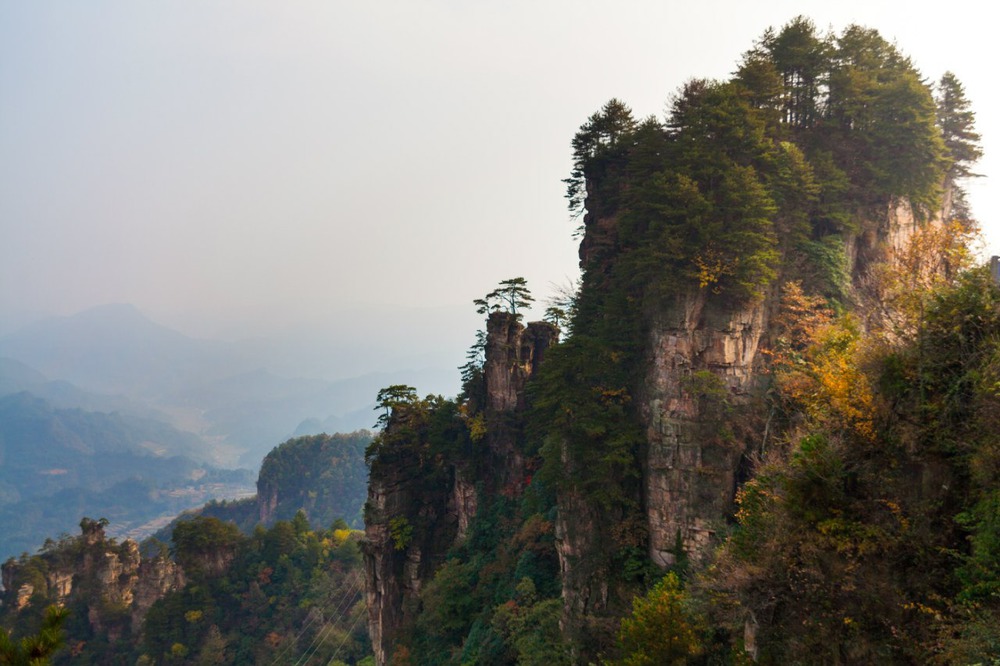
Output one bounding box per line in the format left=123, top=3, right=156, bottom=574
left=0, top=519, right=183, bottom=643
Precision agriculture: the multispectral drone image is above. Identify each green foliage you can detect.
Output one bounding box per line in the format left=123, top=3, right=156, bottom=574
left=615, top=573, right=705, bottom=665
left=388, top=517, right=413, bottom=551
left=144, top=519, right=370, bottom=664
left=474, top=277, right=534, bottom=319
left=413, top=560, right=478, bottom=647
left=565, top=98, right=637, bottom=220
left=712, top=267, right=1000, bottom=662
left=0, top=605, right=68, bottom=665
left=171, top=517, right=244, bottom=580
left=542, top=306, right=568, bottom=331
left=956, top=490, right=1000, bottom=603
left=758, top=16, right=830, bottom=128
left=532, top=334, right=646, bottom=512
left=459, top=328, right=488, bottom=388
left=374, top=385, right=419, bottom=430
left=937, top=71, right=983, bottom=180
left=2, top=440, right=372, bottom=664
left=365, top=393, right=471, bottom=486
left=491, top=580, right=570, bottom=666
left=799, top=234, right=849, bottom=301
left=256, top=431, right=371, bottom=529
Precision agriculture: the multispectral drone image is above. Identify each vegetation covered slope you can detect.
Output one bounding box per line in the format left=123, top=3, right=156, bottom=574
left=149, top=431, right=372, bottom=542
left=362, top=16, right=991, bottom=664
left=1, top=431, right=374, bottom=664
left=257, top=431, right=371, bottom=529
left=1, top=515, right=372, bottom=665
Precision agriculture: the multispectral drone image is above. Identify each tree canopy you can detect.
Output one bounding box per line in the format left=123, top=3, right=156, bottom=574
left=373, top=384, right=419, bottom=429
left=937, top=71, right=983, bottom=180
left=474, top=277, right=534, bottom=318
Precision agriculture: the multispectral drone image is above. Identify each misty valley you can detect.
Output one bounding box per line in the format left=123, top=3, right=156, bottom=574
left=0, top=303, right=446, bottom=562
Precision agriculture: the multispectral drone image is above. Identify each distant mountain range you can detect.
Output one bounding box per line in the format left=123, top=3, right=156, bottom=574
left=0, top=302, right=461, bottom=557
left=0, top=303, right=461, bottom=466
left=0, top=391, right=255, bottom=561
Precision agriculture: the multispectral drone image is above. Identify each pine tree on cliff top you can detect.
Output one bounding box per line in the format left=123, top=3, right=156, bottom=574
left=474, top=277, right=534, bottom=318
left=937, top=71, right=983, bottom=180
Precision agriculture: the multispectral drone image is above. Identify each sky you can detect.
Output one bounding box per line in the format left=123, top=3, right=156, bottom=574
left=1, top=1, right=996, bottom=375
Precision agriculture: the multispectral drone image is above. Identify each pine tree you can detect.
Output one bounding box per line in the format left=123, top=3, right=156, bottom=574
left=475, top=278, right=534, bottom=318
left=564, top=99, right=637, bottom=219
left=937, top=71, right=983, bottom=179
left=0, top=605, right=68, bottom=665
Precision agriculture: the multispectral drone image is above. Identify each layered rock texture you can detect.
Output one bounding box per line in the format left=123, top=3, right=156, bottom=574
left=1, top=520, right=183, bottom=640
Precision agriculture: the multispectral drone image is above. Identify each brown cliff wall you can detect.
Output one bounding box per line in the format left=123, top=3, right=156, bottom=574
left=642, top=292, right=768, bottom=566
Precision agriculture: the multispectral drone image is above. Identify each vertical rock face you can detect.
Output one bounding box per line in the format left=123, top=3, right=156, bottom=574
left=363, top=452, right=462, bottom=665
left=1, top=562, right=17, bottom=596
left=132, top=555, right=185, bottom=629
left=484, top=313, right=558, bottom=412
left=14, top=584, right=33, bottom=611
left=642, top=292, right=768, bottom=565
left=484, top=312, right=559, bottom=488
left=363, top=313, right=557, bottom=665
left=555, top=482, right=617, bottom=651
left=258, top=483, right=279, bottom=524
left=450, top=465, right=478, bottom=542
left=363, top=414, right=460, bottom=665
left=47, top=571, right=74, bottom=599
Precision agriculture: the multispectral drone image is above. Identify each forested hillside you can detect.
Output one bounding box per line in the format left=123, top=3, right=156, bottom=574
left=362, top=17, right=996, bottom=664
left=149, top=431, right=372, bottom=540
left=1, top=516, right=371, bottom=664
left=1, top=432, right=375, bottom=664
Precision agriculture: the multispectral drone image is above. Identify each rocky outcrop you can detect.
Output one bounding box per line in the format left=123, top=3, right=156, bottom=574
left=46, top=571, right=73, bottom=599
left=555, top=185, right=954, bottom=653
left=0, top=521, right=182, bottom=641
left=258, top=483, right=279, bottom=524
left=363, top=450, right=463, bottom=666
left=450, top=464, right=478, bottom=542
left=364, top=471, right=438, bottom=666
left=364, top=313, right=557, bottom=665
left=132, top=554, right=184, bottom=629
left=484, top=313, right=559, bottom=489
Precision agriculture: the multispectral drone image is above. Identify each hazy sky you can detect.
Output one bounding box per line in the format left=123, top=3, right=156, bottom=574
left=2, top=1, right=997, bottom=344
